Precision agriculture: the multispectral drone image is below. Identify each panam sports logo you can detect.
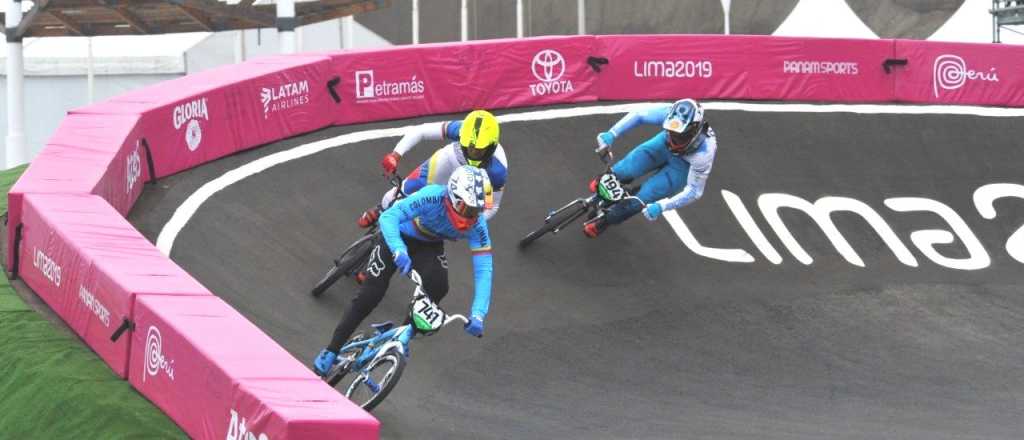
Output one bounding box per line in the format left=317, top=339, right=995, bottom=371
left=354, top=70, right=425, bottom=103
left=172, top=97, right=208, bottom=152
left=260, top=80, right=310, bottom=119
left=933, top=54, right=998, bottom=97
left=143, top=325, right=175, bottom=383
left=78, top=285, right=110, bottom=327
left=782, top=60, right=858, bottom=75
left=529, top=49, right=574, bottom=96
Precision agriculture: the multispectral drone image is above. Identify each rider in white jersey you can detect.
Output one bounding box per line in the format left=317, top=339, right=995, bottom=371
left=357, top=110, right=509, bottom=226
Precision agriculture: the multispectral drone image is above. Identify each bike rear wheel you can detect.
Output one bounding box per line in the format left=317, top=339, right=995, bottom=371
left=342, top=347, right=406, bottom=411
left=311, top=234, right=377, bottom=297
left=518, top=200, right=589, bottom=249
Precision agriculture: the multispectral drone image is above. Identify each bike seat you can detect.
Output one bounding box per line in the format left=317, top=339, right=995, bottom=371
left=370, top=321, right=394, bottom=334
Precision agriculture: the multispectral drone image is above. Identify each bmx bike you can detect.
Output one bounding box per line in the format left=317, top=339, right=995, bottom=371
left=320, top=269, right=468, bottom=411
left=519, top=155, right=644, bottom=248
left=311, top=174, right=403, bottom=297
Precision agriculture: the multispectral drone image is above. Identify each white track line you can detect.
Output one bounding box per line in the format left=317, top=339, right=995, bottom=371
left=156, top=101, right=1024, bottom=255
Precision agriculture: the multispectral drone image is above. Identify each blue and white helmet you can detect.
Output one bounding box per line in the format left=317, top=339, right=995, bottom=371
left=662, top=98, right=706, bottom=155
left=447, top=165, right=493, bottom=220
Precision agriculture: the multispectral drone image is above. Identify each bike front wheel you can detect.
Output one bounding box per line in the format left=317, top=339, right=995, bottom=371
left=518, top=200, right=589, bottom=249
left=311, top=234, right=377, bottom=297
left=342, top=347, right=407, bottom=411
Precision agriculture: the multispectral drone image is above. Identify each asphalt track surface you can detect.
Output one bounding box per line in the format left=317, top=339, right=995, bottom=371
left=131, top=103, right=1024, bottom=439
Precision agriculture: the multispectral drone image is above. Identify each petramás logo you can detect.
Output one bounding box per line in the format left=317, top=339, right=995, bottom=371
left=126, top=141, right=141, bottom=195
left=634, top=60, right=713, bottom=79
left=782, top=60, right=858, bottom=75
left=529, top=49, right=574, bottom=97
left=143, top=325, right=175, bottom=383
left=172, top=97, right=208, bottom=152
left=354, top=69, right=425, bottom=103
left=33, top=247, right=61, bottom=287
left=933, top=54, right=998, bottom=97
left=78, top=285, right=110, bottom=327
left=260, top=80, right=310, bottom=119
left=226, top=409, right=269, bottom=440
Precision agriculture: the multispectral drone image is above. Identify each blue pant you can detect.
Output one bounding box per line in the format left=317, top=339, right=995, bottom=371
left=605, top=132, right=689, bottom=225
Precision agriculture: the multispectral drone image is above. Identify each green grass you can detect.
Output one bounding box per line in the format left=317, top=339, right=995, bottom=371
left=0, top=165, right=186, bottom=439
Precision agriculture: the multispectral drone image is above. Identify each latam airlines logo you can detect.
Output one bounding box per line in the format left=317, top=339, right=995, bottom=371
left=354, top=70, right=425, bottom=102
left=172, top=97, right=208, bottom=152
left=933, top=54, right=998, bottom=97
left=260, top=80, right=310, bottom=119
left=226, top=409, right=270, bottom=440
left=143, top=326, right=175, bottom=383
left=529, top=49, right=574, bottom=96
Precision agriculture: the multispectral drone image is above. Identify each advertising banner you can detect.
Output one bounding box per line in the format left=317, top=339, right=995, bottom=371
left=16, top=194, right=211, bottom=376
left=129, top=295, right=378, bottom=439
left=329, top=43, right=474, bottom=124
left=894, top=40, right=1024, bottom=106
left=595, top=35, right=751, bottom=100
left=746, top=37, right=895, bottom=102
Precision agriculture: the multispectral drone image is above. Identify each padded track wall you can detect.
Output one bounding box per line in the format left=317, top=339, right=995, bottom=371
left=7, top=35, right=1024, bottom=439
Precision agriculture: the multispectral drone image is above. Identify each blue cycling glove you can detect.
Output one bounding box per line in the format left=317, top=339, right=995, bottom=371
left=393, top=250, right=412, bottom=275
left=643, top=202, right=664, bottom=221
left=595, top=131, right=615, bottom=157
left=464, top=315, right=484, bottom=337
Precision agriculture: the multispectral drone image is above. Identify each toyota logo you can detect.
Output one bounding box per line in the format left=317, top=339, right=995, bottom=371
left=532, top=49, right=566, bottom=82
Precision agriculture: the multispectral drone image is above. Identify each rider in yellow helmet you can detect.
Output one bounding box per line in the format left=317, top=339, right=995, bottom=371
left=357, top=109, right=509, bottom=230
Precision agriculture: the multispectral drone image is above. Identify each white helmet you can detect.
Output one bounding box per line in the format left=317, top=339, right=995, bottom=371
left=446, top=165, right=492, bottom=224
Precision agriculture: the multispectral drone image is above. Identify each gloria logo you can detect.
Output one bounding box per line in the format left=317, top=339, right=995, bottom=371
left=933, top=54, right=998, bottom=97
left=172, top=97, right=208, bottom=152
left=260, top=80, right=310, bottom=119
left=782, top=60, right=858, bottom=75
left=78, top=285, right=110, bottom=327
left=634, top=60, right=713, bottom=79
left=226, top=409, right=270, bottom=440
left=529, top=49, right=574, bottom=97
left=143, top=325, right=175, bottom=383
left=354, top=69, right=425, bottom=102
left=32, top=248, right=61, bottom=287
left=126, top=142, right=141, bottom=195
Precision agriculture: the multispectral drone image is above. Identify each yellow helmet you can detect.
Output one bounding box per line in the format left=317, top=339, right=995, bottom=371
left=458, top=110, right=500, bottom=167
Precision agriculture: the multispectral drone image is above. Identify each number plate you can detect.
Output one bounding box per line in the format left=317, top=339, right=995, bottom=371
left=411, top=295, right=445, bottom=332
left=598, top=173, right=626, bottom=201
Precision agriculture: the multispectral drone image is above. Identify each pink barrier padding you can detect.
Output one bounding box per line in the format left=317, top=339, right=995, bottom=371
left=329, top=43, right=475, bottom=124
left=73, top=55, right=336, bottom=179
left=595, top=35, right=751, bottom=100
left=894, top=40, right=1024, bottom=106
left=329, top=36, right=599, bottom=125
left=16, top=193, right=211, bottom=377
left=129, top=295, right=378, bottom=440
left=7, top=112, right=144, bottom=271
left=745, top=37, right=895, bottom=102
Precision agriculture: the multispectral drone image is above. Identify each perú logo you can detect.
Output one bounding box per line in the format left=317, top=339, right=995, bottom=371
left=933, top=54, right=998, bottom=97
left=529, top=49, right=574, bottom=97
left=226, top=409, right=269, bottom=440
left=143, top=326, right=175, bottom=383
left=172, top=97, right=209, bottom=152
left=354, top=69, right=425, bottom=102
left=32, top=248, right=61, bottom=287
left=126, top=142, right=141, bottom=195
left=260, top=80, right=310, bottom=119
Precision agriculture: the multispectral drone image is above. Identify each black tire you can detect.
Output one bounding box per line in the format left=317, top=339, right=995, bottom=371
left=518, top=201, right=589, bottom=249
left=311, top=234, right=377, bottom=297
left=342, top=347, right=406, bottom=411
